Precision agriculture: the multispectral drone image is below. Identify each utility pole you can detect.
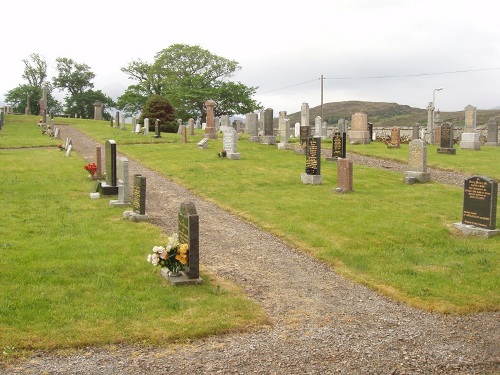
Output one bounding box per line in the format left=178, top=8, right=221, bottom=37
left=320, top=75, right=324, bottom=121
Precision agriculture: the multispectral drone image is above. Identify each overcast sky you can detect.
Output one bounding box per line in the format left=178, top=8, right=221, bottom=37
left=1, top=0, right=499, bottom=115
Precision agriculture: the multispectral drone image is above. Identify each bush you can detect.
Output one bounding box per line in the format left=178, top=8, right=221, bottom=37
left=139, top=95, right=178, bottom=133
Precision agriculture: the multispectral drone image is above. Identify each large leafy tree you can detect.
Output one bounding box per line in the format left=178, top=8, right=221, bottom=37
left=52, top=58, right=115, bottom=119
left=4, top=53, right=61, bottom=115
left=118, top=44, right=262, bottom=121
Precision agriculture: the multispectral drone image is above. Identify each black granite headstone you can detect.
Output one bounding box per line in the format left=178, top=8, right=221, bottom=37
left=178, top=201, right=200, bottom=279
left=132, top=174, right=147, bottom=215
left=305, top=137, right=321, bottom=175
left=331, top=132, right=346, bottom=159
left=367, top=122, right=373, bottom=141
left=437, top=123, right=456, bottom=154
left=462, top=176, right=497, bottom=230
left=105, top=140, right=117, bottom=186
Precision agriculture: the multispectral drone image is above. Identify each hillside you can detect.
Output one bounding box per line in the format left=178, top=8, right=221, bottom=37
left=278, top=101, right=500, bottom=128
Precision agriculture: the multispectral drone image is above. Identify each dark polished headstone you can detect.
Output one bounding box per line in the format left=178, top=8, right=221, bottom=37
left=178, top=201, right=200, bottom=280
left=305, top=137, right=321, bottom=175
left=462, top=176, right=497, bottom=230
left=132, top=174, right=147, bottom=215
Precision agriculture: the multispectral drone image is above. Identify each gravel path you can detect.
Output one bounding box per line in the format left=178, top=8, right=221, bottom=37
left=3, top=127, right=498, bottom=374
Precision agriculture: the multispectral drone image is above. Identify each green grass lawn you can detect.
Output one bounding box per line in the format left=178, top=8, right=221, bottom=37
left=0, top=120, right=269, bottom=357
left=0, top=115, right=499, bottom=356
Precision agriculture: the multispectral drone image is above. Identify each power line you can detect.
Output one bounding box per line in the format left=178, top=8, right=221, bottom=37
left=324, top=67, right=500, bottom=80
left=255, top=67, right=500, bottom=95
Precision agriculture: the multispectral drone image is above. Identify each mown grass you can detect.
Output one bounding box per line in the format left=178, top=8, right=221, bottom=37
left=0, top=133, right=269, bottom=358
left=48, top=115, right=499, bottom=314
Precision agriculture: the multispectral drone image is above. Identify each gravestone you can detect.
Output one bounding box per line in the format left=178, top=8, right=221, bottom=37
left=144, top=118, right=149, bottom=135
left=93, top=102, right=103, bottom=120
left=404, top=139, right=431, bottom=183
left=154, top=119, right=161, bottom=138
left=197, top=138, right=209, bottom=149
left=110, top=158, right=130, bottom=207
left=294, top=122, right=300, bottom=138
left=348, top=113, right=370, bottom=144
left=123, top=174, right=148, bottom=221
left=300, top=103, right=310, bottom=127
left=188, top=118, right=195, bottom=135
left=204, top=99, right=217, bottom=139
left=278, top=113, right=292, bottom=150
left=460, top=104, right=480, bottom=150
left=485, top=117, right=499, bottom=146
left=314, top=116, right=322, bottom=137
left=121, top=113, right=126, bottom=130
left=110, top=118, right=113, bottom=128
left=434, top=126, right=442, bottom=146
left=180, top=125, right=187, bottom=143
left=163, top=201, right=203, bottom=285
left=94, top=145, right=103, bottom=180
left=389, top=127, right=401, bottom=148
left=367, top=122, right=373, bottom=142
left=54, top=127, right=60, bottom=139
left=65, top=144, right=72, bottom=157
left=115, top=112, right=120, bottom=128
left=97, top=140, right=119, bottom=195
left=219, top=115, right=231, bottom=133
left=261, top=108, right=276, bottom=145
left=326, top=132, right=346, bottom=161
left=412, top=124, right=420, bottom=140
left=453, top=176, right=498, bottom=237
left=223, top=127, right=241, bottom=159
left=334, top=158, right=354, bottom=193
left=246, top=112, right=259, bottom=142
left=301, top=137, right=322, bottom=184
left=437, top=123, right=456, bottom=154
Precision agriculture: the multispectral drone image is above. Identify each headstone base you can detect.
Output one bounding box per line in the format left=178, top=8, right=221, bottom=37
left=301, top=173, right=322, bottom=185
left=333, top=187, right=354, bottom=194
left=437, top=147, right=456, bottom=154
left=226, top=152, right=241, bottom=160
left=277, top=143, right=293, bottom=150
left=122, top=210, right=149, bottom=222
left=484, top=142, right=499, bottom=147
left=109, top=199, right=130, bottom=207
left=89, top=192, right=100, bottom=199
left=197, top=138, right=209, bottom=149
left=404, top=176, right=417, bottom=185
left=347, top=130, right=370, bottom=144
left=96, top=182, right=119, bottom=196
left=248, top=136, right=261, bottom=142
left=161, top=269, right=203, bottom=286
left=325, top=157, right=339, bottom=162
left=261, top=136, right=276, bottom=145
left=404, top=171, right=431, bottom=183
left=453, top=222, right=499, bottom=238
left=459, top=141, right=480, bottom=150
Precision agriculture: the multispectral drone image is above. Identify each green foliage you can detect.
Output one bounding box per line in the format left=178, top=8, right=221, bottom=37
left=119, top=44, right=262, bottom=121
left=139, top=95, right=178, bottom=133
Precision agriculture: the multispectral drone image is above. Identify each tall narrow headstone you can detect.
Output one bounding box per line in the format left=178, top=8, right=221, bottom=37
left=204, top=99, right=217, bottom=139
left=412, top=124, right=420, bottom=140
left=389, top=127, right=401, bottom=148
left=93, top=102, right=103, bottom=120
left=404, top=139, right=431, bottom=183
left=278, top=116, right=291, bottom=150
left=437, top=123, right=456, bottom=154
left=170, top=201, right=202, bottom=284
left=261, top=108, right=276, bottom=144
left=460, top=105, right=480, bottom=150
left=95, top=145, right=102, bottom=180
left=294, top=122, right=300, bottom=138
left=180, top=125, right=187, bottom=143
left=144, top=118, right=149, bottom=135
left=133, top=174, right=146, bottom=215
left=314, top=116, right=322, bottom=137
left=188, top=118, right=195, bottom=135
left=98, top=140, right=118, bottom=195
left=110, top=157, right=130, bottom=206
left=301, top=137, right=322, bottom=184
left=115, top=112, right=120, bottom=128
left=246, top=112, right=259, bottom=141
left=485, top=117, right=499, bottom=146
left=154, top=119, right=161, bottom=138
left=334, top=158, right=354, bottom=193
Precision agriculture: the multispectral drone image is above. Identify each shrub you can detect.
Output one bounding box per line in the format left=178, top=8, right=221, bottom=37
left=139, top=95, right=178, bottom=133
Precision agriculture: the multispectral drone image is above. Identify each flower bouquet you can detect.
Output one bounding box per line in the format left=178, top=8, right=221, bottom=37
left=218, top=149, right=227, bottom=158
left=84, top=162, right=97, bottom=176
left=147, top=233, right=189, bottom=275
left=57, top=144, right=65, bottom=151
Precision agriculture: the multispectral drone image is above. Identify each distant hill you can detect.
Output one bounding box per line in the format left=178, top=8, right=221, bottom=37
left=277, top=101, right=500, bottom=128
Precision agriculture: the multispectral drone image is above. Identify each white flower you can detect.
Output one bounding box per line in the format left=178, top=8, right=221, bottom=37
left=150, top=253, right=160, bottom=266
left=152, top=246, right=165, bottom=254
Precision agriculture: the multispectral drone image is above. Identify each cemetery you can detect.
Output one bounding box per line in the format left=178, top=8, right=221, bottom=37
left=0, top=108, right=498, bottom=372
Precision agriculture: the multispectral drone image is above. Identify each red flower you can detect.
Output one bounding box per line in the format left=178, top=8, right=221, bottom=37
left=84, top=162, right=97, bottom=176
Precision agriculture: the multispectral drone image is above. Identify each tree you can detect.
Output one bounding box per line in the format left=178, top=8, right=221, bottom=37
left=52, top=58, right=115, bottom=118
left=118, top=44, right=262, bottom=122
left=4, top=53, right=62, bottom=115
left=138, top=95, right=177, bottom=133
